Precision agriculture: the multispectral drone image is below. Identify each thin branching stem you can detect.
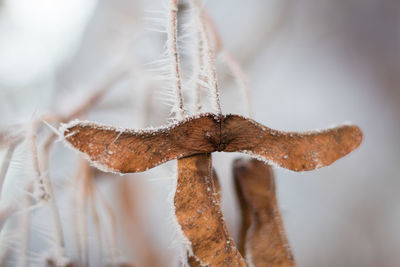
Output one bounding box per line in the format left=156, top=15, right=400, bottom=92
left=167, top=0, right=185, bottom=119
left=22, top=66, right=126, bottom=266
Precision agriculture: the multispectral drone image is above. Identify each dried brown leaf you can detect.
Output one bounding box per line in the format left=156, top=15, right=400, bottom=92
left=174, top=154, right=245, bottom=266
left=234, top=158, right=295, bottom=267
left=63, top=114, right=362, bottom=173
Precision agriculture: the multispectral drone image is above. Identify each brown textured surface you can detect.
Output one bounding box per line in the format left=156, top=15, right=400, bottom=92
left=63, top=114, right=217, bottom=173
left=223, top=115, right=363, bottom=171
left=174, top=154, right=245, bottom=266
left=234, top=158, right=295, bottom=267
left=63, top=113, right=362, bottom=173
left=46, top=258, right=75, bottom=267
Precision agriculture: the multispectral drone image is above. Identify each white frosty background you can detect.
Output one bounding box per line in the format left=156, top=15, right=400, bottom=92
left=0, top=0, right=399, bottom=266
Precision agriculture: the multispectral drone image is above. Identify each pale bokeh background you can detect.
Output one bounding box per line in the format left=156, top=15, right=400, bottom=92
left=0, top=0, right=399, bottom=266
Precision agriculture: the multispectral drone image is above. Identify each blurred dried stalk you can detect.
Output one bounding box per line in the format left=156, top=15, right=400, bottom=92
left=0, top=61, right=127, bottom=265
left=116, top=177, right=160, bottom=267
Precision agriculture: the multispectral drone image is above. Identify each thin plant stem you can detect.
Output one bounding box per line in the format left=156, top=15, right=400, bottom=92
left=167, top=0, right=185, bottom=119
left=86, top=168, right=104, bottom=265
left=17, top=184, right=33, bottom=267
left=78, top=159, right=90, bottom=267
left=27, top=66, right=127, bottom=266
left=70, top=180, right=82, bottom=265
left=221, top=49, right=253, bottom=117
left=41, top=143, right=66, bottom=262
left=96, top=185, right=119, bottom=267
left=190, top=0, right=222, bottom=115
left=29, top=120, right=49, bottom=201
left=64, top=69, right=129, bottom=122
left=42, top=67, right=128, bottom=146
left=0, top=246, right=9, bottom=266
left=191, top=28, right=205, bottom=113
left=0, top=140, right=21, bottom=198
left=204, top=10, right=253, bottom=117
left=29, top=119, right=66, bottom=262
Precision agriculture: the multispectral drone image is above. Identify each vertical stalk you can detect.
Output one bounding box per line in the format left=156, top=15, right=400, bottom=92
left=190, top=0, right=222, bottom=115
left=167, top=0, right=185, bottom=119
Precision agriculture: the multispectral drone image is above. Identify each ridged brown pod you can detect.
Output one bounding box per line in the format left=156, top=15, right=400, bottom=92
left=234, top=158, right=295, bottom=267
left=175, top=154, right=245, bottom=266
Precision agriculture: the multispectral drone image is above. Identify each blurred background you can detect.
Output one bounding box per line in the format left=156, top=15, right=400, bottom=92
left=0, top=0, right=399, bottom=266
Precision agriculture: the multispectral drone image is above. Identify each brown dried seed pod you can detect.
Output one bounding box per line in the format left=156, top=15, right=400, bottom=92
left=234, top=158, right=295, bottom=267
left=175, top=154, right=245, bottom=266
left=187, top=168, right=221, bottom=267
left=62, top=114, right=217, bottom=173
left=222, top=115, right=363, bottom=171
left=62, top=113, right=362, bottom=173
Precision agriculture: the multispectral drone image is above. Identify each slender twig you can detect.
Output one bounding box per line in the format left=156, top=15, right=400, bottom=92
left=0, top=139, right=22, bottom=198
left=28, top=119, right=67, bottom=263
left=70, top=177, right=82, bottom=265
left=77, top=159, right=90, bottom=267
left=116, top=178, right=162, bottom=267
left=28, top=120, right=50, bottom=201
left=167, top=0, right=185, bottom=119
left=42, top=67, right=128, bottom=148
left=28, top=66, right=127, bottom=266
left=191, top=28, right=205, bottom=113
left=0, top=203, right=15, bottom=224
left=63, top=69, right=129, bottom=122
left=203, top=10, right=253, bottom=117
left=221, top=50, right=253, bottom=117
left=96, top=184, right=119, bottom=267
left=40, top=143, right=66, bottom=263
left=17, top=185, right=33, bottom=267
left=88, top=181, right=104, bottom=265
left=0, top=127, right=23, bottom=149
left=190, top=0, right=222, bottom=115
left=0, top=245, right=9, bottom=266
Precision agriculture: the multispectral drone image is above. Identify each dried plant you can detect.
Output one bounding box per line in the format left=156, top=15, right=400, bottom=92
left=234, top=158, right=295, bottom=266
left=0, top=0, right=363, bottom=266
left=59, top=1, right=361, bottom=266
